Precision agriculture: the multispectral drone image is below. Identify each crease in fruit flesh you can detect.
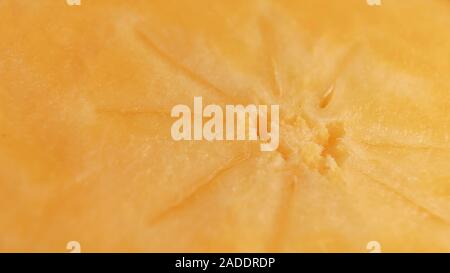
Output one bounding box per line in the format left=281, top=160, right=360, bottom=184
left=266, top=175, right=297, bottom=251
left=319, top=85, right=335, bottom=108
left=134, top=27, right=241, bottom=105
left=148, top=151, right=253, bottom=226
left=355, top=166, right=450, bottom=226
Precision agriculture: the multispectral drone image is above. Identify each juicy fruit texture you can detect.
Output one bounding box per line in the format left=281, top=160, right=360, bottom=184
left=0, top=0, right=450, bottom=252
